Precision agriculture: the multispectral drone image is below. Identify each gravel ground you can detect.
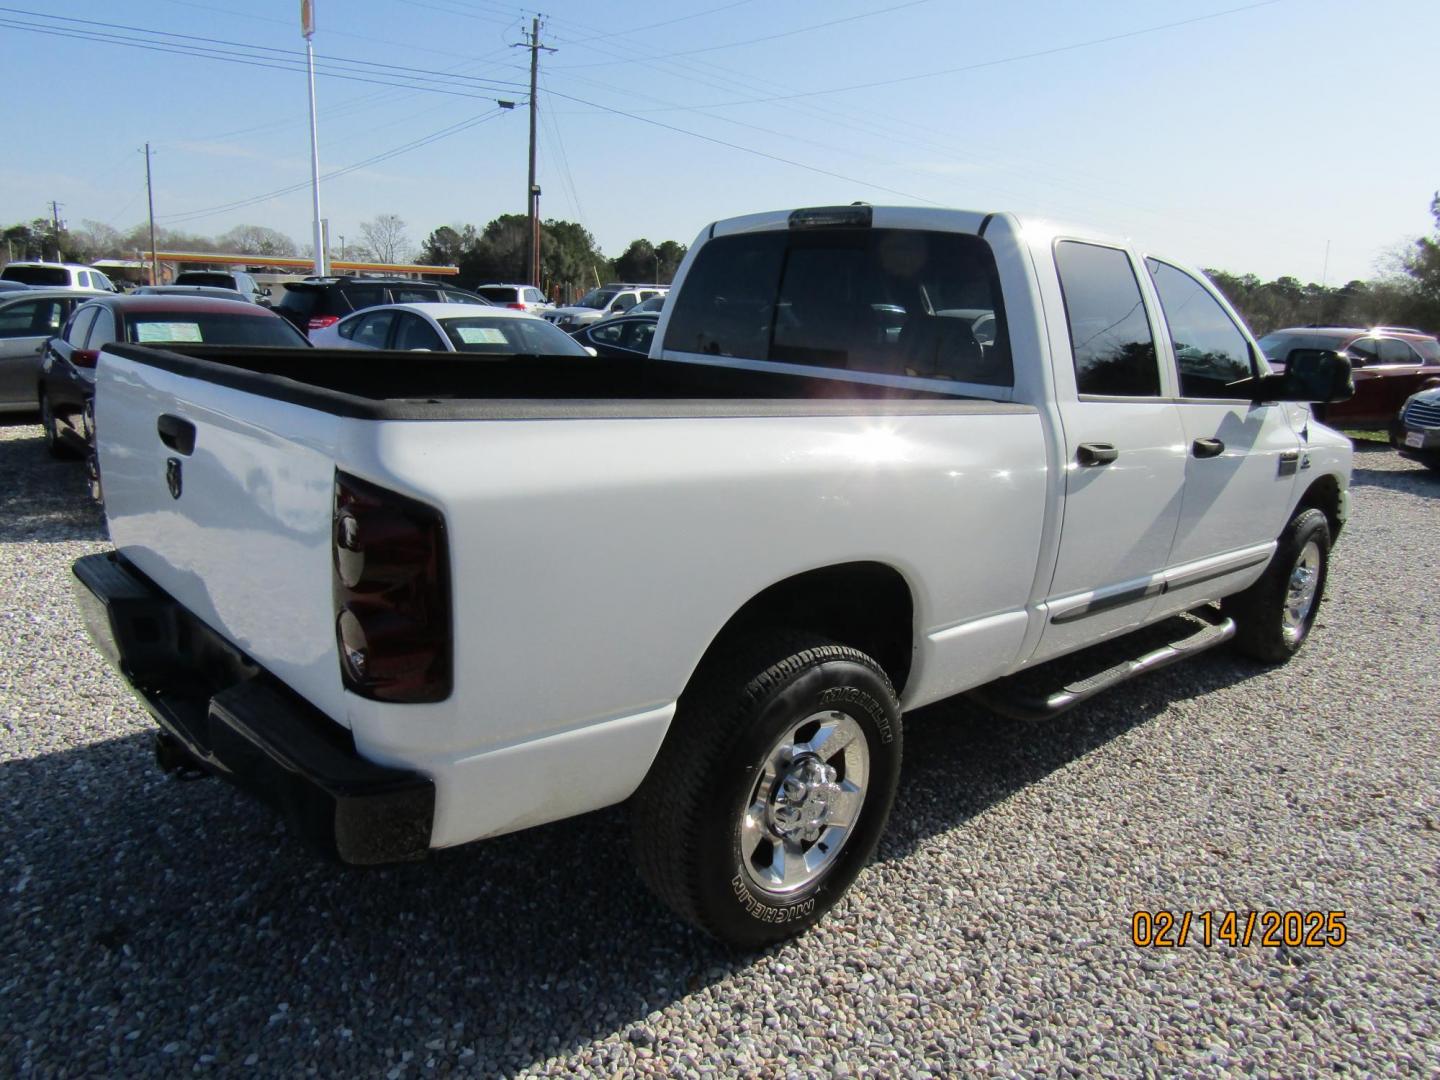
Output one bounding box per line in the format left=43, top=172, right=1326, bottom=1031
left=1, top=420, right=1437, bottom=1078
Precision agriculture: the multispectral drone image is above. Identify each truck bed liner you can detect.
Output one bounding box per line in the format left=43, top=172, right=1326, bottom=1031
left=105, top=343, right=1034, bottom=421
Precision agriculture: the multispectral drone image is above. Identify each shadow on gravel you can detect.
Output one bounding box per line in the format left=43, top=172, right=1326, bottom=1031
left=0, top=620, right=1266, bottom=1074
left=0, top=425, right=104, bottom=543
left=883, top=615, right=1267, bottom=864
left=1350, top=464, right=1440, bottom=499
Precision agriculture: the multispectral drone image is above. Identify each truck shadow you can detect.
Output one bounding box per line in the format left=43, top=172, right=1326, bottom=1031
left=1, top=629, right=1263, bottom=1074
left=0, top=424, right=105, bottom=543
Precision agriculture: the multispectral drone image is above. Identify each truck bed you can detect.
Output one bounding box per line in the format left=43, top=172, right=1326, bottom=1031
left=105, top=343, right=1025, bottom=420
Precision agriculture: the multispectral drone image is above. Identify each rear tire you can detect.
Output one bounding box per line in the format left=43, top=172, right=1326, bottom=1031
left=39, top=391, right=70, bottom=459
left=631, top=632, right=902, bottom=948
left=1223, top=508, right=1331, bottom=663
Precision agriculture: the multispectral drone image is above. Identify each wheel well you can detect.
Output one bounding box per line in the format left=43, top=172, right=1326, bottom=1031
left=1297, top=474, right=1343, bottom=541
left=700, top=562, right=915, bottom=694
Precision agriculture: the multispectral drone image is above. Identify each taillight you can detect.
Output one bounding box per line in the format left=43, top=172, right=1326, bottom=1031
left=71, top=348, right=99, bottom=368
left=333, top=471, right=451, bottom=703
left=506, top=302, right=526, bottom=310
left=309, top=315, right=340, bottom=331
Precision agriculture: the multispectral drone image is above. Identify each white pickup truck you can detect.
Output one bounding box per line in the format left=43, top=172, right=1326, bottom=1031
left=73, top=205, right=1353, bottom=947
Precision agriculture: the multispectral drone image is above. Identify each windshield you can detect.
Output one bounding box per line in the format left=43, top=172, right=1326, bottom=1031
left=439, top=316, right=588, bottom=356
left=575, top=288, right=618, bottom=310
left=124, top=312, right=309, bottom=347
left=476, top=287, right=517, bottom=303
left=2, top=266, right=69, bottom=286
left=175, top=272, right=238, bottom=289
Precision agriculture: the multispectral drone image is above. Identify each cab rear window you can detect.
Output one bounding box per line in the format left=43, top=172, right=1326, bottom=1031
left=662, top=228, right=1011, bottom=386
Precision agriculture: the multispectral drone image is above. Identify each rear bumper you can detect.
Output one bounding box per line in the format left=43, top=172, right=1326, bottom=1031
left=72, top=552, right=435, bottom=864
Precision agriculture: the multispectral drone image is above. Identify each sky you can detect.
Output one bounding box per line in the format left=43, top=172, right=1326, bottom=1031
left=2, top=0, right=1437, bottom=284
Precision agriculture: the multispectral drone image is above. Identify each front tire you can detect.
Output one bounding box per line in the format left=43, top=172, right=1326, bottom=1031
left=631, top=633, right=902, bottom=948
left=1223, top=508, right=1331, bottom=663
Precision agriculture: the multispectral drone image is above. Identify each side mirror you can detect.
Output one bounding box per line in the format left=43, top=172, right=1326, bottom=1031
left=1252, top=348, right=1353, bottom=403
left=262, top=286, right=273, bottom=297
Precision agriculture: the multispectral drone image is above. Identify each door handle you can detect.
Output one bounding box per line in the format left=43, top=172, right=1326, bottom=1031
left=1192, top=437, right=1225, bottom=458
left=156, top=414, right=196, bottom=455
left=1076, top=442, right=1118, bottom=466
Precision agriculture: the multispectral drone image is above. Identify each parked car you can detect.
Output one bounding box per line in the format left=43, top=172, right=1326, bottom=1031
left=570, top=312, right=659, bottom=358
left=0, top=288, right=109, bottom=413
left=173, top=269, right=269, bottom=305
left=472, top=283, right=552, bottom=313
left=1257, top=325, right=1440, bottom=426
left=542, top=283, right=668, bottom=332
left=631, top=294, right=667, bottom=315
left=1, top=261, right=119, bottom=292
left=76, top=203, right=1353, bottom=948
left=1392, top=384, right=1440, bottom=471
left=39, top=295, right=310, bottom=457
left=134, top=285, right=251, bottom=303
left=275, top=277, right=492, bottom=337
left=311, top=303, right=592, bottom=356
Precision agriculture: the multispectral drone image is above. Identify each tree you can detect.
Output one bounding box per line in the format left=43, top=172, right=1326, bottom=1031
left=359, top=214, right=412, bottom=264
left=655, top=240, right=687, bottom=283
left=1402, top=191, right=1440, bottom=320
left=219, top=224, right=297, bottom=257
left=72, top=220, right=124, bottom=261
left=614, top=238, right=657, bottom=283
left=417, top=224, right=478, bottom=268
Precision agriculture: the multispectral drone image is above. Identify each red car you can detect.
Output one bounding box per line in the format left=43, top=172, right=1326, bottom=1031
left=1257, top=325, right=1440, bottom=426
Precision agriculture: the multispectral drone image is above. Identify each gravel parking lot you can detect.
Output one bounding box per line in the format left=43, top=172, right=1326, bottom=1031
left=1, top=419, right=1436, bottom=1077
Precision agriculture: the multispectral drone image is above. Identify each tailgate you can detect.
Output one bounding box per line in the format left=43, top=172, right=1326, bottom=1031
left=95, top=348, right=350, bottom=724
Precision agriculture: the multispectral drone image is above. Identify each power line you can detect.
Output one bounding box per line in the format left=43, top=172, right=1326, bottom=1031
left=540, top=87, right=938, bottom=205
left=553, top=0, right=936, bottom=68
left=162, top=109, right=511, bottom=225
left=615, top=0, right=1284, bottom=107
left=0, top=9, right=530, bottom=95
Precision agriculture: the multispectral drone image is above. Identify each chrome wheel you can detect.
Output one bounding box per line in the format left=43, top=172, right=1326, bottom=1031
left=740, top=710, right=869, bottom=895
left=1282, top=539, right=1321, bottom=645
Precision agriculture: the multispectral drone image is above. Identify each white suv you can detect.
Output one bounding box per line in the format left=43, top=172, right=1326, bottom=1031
left=0, top=262, right=118, bottom=292
left=542, top=283, right=668, bottom=332
left=474, top=284, right=552, bottom=313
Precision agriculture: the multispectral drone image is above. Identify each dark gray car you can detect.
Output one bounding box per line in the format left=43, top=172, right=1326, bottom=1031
left=0, top=288, right=108, bottom=412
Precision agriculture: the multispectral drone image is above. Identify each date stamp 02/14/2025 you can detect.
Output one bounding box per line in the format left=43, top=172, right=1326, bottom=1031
left=1131, top=910, right=1347, bottom=949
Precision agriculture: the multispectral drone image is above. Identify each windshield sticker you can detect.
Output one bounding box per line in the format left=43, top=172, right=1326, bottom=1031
left=135, top=322, right=204, bottom=342
left=453, top=326, right=509, bottom=345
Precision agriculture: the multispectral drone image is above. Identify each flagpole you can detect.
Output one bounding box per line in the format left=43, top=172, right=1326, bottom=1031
left=303, top=1, right=327, bottom=276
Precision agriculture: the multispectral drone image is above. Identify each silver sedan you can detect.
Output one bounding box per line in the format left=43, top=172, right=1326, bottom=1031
left=0, top=289, right=108, bottom=412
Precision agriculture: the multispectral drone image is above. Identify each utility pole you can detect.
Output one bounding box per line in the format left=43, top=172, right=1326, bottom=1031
left=48, top=200, right=63, bottom=260
left=515, top=16, right=554, bottom=287
left=143, top=144, right=158, bottom=285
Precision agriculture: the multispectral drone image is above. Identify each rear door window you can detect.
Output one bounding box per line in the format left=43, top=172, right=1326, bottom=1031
left=392, top=313, right=445, bottom=351
left=664, top=228, right=1010, bottom=386
left=343, top=285, right=385, bottom=312
left=1144, top=258, right=1254, bottom=398
left=1348, top=337, right=1380, bottom=364
left=391, top=286, right=441, bottom=304
left=351, top=310, right=396, bottom=348
left=0, top=298, right=63, bottom=337
left=1053, top=241, right=1159, bottom=396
